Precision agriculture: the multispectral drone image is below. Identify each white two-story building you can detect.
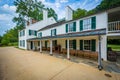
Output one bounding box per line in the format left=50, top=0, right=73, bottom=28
left=19, top=6, right=120, bottom=61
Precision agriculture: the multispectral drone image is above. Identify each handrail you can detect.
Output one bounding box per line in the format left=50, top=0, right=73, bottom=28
left=108, top=21, right=120, bottom=32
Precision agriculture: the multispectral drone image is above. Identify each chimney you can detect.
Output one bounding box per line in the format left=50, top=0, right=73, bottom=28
left=27, top=17, right=32, bottom=26
left=43, top=9, right=48, bottom=21
left=65, top=6, right=73, bottom=21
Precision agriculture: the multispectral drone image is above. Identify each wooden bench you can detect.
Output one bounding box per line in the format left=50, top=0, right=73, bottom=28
left=62, top=48, right=67, bottom=54
left=70, top=49, right=76, bottom=56
left=77, top=50, right=84, bottom=57
left=83, top=51, right=90, bottom=59
left=90, top=52, right=98, bottom=60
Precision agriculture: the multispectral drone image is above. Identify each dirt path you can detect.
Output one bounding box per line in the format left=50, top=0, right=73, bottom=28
left=0, top=47, right=119, bottom=80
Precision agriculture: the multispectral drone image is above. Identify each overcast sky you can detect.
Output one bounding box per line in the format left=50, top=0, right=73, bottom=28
left=0, top=0, right=102, bottom=36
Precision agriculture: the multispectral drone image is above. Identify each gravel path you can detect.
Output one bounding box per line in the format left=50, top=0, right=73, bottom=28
left=0, top=47, right=119, bottom=80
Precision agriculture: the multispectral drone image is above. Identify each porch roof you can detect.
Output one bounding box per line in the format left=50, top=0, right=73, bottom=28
left=27, top=28, right=106, bottom=41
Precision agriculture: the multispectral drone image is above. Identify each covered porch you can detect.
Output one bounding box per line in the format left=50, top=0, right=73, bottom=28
left=27, top=28, right=106, bottom=61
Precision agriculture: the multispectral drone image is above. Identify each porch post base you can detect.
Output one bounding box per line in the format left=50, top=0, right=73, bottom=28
left=50, top=54, right=53, bottom=56
left=98, top=65, right=103, bottom=71
left=67, top=58, right=70, bottom=60
left=40, top=52, right=42, bottom=53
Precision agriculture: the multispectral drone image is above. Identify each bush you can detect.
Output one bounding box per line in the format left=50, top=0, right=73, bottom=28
left=8, top=42, right=18, bottom=46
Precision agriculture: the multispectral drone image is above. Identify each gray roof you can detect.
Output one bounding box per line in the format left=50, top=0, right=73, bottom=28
left=27, top=28, right=106, bottom=41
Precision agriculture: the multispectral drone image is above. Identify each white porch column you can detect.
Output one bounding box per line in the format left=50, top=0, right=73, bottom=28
left=50, top=39, right=53, bottom=55
left=67, top=39, right=70, bottom=59
left=40, top=40, right=42, bottom=53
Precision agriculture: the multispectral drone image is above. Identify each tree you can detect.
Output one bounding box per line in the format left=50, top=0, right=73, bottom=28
left=13, top=0, right=45, bottom=27
left=47, top=8, right=58, bottom=20
left=73, top=8, right=87, bottom=19
left=0, top=36, right=2, bottom=43
left=95, top=0, right=120, bottom=12
left=13, top=0, right=57, bottom=28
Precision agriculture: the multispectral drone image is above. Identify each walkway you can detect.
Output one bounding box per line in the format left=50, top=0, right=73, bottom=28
left=0, top=47, right=119, bottom=80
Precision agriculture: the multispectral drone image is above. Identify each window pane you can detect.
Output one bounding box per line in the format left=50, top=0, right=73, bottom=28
left=84, top=40, right=91, bottom=50
left=83, top=18, right=91, bottom=31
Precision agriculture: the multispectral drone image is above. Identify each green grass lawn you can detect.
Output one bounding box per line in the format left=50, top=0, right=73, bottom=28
left=108, top=44, right=120, bottom=51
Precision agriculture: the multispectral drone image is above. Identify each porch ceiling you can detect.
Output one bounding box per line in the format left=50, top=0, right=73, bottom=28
left=27, top=28, right=106, bottom=41
left=108, top=8, right=120, bottom=22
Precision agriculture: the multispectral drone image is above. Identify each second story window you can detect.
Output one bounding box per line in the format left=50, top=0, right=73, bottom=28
left=80, top=16, right=96, bottom=31
left=19, top=30, right=25, bottom=37
left=83, top=18, right=91, bottom=31
left=38, top=32, right=42, bottom=38
left=66, top=22, right=76, bottom=33
left=51, top=29, right=56, bottom=36
left=29, top=30, right=37, bottom=36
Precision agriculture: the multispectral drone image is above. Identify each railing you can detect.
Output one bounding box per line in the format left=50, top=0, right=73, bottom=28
left=108, top=21, right=120, bottom=32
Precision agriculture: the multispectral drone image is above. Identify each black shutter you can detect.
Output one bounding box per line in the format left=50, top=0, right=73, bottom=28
left=80, top=40, right=83, bottom=50
left=45, top=41, right=47, bottom=48
left=80, top=20, right=83, bottom=31
left=66, top=24, right=68, bottom=33
left=51, top=30, right=52, bottom=36
left=91, top=16, right=96, bottom=29
left=55, top=40, right=57, bottom=46
left=91, top=39, right=96, bottom=51
left=73, top=22, right=76, bottom=32
left=65, top=40, right=67, bottom=49
left=73, top=40, right=76, bottom=50
left=54, top=29, right=56, bottom=35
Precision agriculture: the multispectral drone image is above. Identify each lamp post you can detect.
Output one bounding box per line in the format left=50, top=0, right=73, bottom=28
left=98, top=35, right=103, bottom=70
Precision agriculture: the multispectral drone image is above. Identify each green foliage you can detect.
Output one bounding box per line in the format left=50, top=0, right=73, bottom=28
left=73, top=0, right=120, bottom=19
left=47, top=8, right=58, bottom=20
left=0, top=36, right=2, bottom=43
left=73, top=8, right=87, bottom=19
left=13, top=0, right=57, bottom=27
left=108, top=44, right=120, bottom=51
left=95, top=0, right=120, bottom=12
left=1, top=27, right=19, bottom=46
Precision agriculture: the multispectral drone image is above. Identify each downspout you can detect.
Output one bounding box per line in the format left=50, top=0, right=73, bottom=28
left=98, top=35, right=103, bottom=70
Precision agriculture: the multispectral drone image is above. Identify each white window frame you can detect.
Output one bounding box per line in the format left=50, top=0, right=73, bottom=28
left=83, top=40, right=91, bottom=51
left=83, top=18, right=91, bottom=31
left=68, top=23, right=74, bottom=32
left=69, top=40, right=73, bottom=49
left=38, top=32, right=42, bottom=38
left=51, top=29, right=56, bottom=36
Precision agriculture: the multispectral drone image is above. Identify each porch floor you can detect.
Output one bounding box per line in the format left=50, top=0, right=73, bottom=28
left=37, top=51, right=120, bottom=73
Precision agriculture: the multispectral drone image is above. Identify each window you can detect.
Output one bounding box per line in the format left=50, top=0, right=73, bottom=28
left=68, top=23, right=74, bottom=32
left=66, top=40, right=76, bottom=50
left=52, top=40, right=57, bottom=46
left=20, top=40, right=25, bottom=47
left=51, top=29, right=56, bottom=36
left=20, top=40, right=22, bottom=46
left=69, top=40, right=73, bottom=49
left=23, top=40, right=25, bottom=47
left=83, top=18, right=91, bottom=31
left=84, top=40, right=91, bottom=50
left=38, top=32, right=42, bottom=38
left=80, top=16, right=96, bottom=31
left=66, top=22, right=76, bottom=33
left=19, top=30, right=25, bottom=37
left=29, top=30, right=37, bottom=36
